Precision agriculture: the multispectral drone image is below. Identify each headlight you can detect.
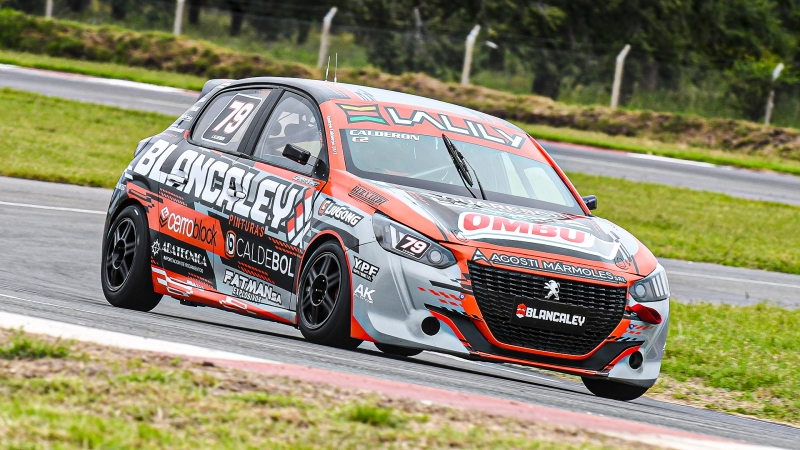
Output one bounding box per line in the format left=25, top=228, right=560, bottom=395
left=372, top=213, right=457, bottom=269
left=630, top=264, right=670, bottom=302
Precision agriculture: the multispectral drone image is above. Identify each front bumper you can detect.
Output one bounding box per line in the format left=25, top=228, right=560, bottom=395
left=349, top=241, right=669, bottom=387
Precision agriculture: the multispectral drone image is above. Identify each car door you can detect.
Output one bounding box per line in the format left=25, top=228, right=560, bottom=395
left=152, top=86, right=278, bottom=295
left=215, top=89, right=329, bottom=314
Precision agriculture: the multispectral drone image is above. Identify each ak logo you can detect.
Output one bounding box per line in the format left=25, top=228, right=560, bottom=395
left=338, top=104, right=388, bottom=125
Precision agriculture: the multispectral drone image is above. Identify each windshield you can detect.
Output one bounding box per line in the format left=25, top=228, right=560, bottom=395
left=341, top=129, right=583, bottom=215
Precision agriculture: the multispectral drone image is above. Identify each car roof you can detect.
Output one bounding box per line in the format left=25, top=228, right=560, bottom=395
left=227, top=77, right=524, bottom=133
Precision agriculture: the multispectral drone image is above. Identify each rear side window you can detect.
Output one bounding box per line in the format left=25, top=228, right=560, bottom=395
left=192, top=88, right=272, bottom=153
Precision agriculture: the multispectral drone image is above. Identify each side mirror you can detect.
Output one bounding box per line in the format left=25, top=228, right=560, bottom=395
left=582, top=195, right=597, bottom=211
left=282, top=143, right=311, bottom=165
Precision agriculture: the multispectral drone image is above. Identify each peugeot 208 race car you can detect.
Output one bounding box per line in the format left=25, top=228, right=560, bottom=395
left=102, top=77, right=669, bottom=401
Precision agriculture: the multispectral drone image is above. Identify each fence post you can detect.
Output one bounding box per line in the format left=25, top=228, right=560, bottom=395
left=764, top=62, right=784, bottom=126
left=610, top=44, right=631, bottom=109
left=173, top=0, right=186, bottom=35
left=317, top=7, right=338, bottom=69
left=45, top=0, right=53, bottom=18
left=461, top=25, right=481, bottom=85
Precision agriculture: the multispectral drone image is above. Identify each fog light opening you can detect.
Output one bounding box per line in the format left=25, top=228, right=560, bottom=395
left=628, top=351, right=644, bottom=370
left=421, top=317, right=441, bottom=336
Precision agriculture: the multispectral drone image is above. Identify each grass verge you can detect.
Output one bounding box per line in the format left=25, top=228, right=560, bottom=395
left=2, top=87, right=800, bottom=275
left=651, top=302, right=800, bottom=425
left=0, top=329, right=621, bottom=449
left=522, top=123, right=800, bottom=176
left=3, top=46, right=800, bottom=175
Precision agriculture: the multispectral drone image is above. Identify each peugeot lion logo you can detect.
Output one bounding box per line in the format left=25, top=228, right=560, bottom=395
left=545, top=280, right=560, bottom=300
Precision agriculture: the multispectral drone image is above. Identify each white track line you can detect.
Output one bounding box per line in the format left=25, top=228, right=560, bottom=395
left=0, top=200, right=105, bottom=215
left=627, top=153, right=716, bottom=168
left=0, top=309, right=274, bottom=363
left=668, top=270, right=800, bottom=290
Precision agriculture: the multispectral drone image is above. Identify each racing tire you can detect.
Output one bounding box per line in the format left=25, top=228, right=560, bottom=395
left=101, top=205, right=162, bottom=312
left=298, top=242, right=362, bottom=350
left=375, top=343, right=423, bottom=357
left=581, top=377, right=649, bottom=401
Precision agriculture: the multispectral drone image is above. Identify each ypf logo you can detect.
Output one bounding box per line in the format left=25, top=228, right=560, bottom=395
left=225, top=231, right=236, bottom=258
left=159, top=207, right=169, bottom=227
left=516, top=303, right=526, bottom=318
left=545, top=280, right=560, bottom=300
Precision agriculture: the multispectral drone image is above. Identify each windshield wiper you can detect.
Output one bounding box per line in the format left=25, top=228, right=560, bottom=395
left=441, top=134, right=487, bottom=200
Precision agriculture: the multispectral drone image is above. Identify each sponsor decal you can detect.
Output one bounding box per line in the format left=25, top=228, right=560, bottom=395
left=384, top=107, right=525, bottom=149
left=134, top=142, right=313, bottom=247
left=338, top=104, right=388, bottom=125
left=352, top=256, right=380, bottom=282
left=540, top=259, right=627, bottom=284
left=154, top=240, right=209, bottom=274
left=161, top=206, right=218, bottom=247
left=515, top=302, right=586, bottom=327
left=228, top=215, right=264, bottom=238
left=474, top=250, right=627, bottom=284
left=318, top=199, right=364, bottom=227
left=354, top=284, right=375, bottom=303
left=223, top=269, right=282, bottom=304
left=458, top=212, right=619, bottom=259
left=349, top=129, right=420, bottom=142
left=201, top=93, right=263, bottom=145
left=349, top=184, right=388, bottom=208
left=419, top=192, right=568, bottom=221
left=227, top=232, right=295, bottom=278
left=293, top=175, right=321, bottom=187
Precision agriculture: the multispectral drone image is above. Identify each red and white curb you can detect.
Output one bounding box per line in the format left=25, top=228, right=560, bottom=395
left=0, top=311, right=781, bottom=450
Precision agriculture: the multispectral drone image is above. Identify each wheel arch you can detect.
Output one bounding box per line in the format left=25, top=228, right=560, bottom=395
left=295, top=231, right=350, bottom=294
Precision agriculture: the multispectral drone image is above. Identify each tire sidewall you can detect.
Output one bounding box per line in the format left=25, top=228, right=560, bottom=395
left=101, top=204, right=159, bottom=311
left=297, top=241, right=359, bottom=348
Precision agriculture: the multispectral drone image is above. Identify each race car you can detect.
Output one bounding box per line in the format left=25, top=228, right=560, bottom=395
left=101, top=77, right=669, bottom=401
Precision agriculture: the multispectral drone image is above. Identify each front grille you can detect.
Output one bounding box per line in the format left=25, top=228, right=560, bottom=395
left=468, top=262, right=627, bottom=356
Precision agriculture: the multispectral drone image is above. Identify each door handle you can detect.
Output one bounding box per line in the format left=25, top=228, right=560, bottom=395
left=167, top=169, right=187, bottom=186
left=227, top=178, right=247, bottom=199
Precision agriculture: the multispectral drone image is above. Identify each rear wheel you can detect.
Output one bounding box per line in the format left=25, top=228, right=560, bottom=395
left=298, top=242, right=362, bottom=349
left=375, top=343, right=422, bottom=357
left=581, top=377, right=649, bottom=401
left=101, top=205, right=161, bottom=312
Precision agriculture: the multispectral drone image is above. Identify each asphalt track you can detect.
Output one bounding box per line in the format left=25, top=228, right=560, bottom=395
left=1, top=176, right=799, bottom=448
left=3, top=63, right=800, bottom=206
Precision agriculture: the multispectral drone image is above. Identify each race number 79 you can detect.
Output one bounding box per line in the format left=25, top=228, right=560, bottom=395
left=395, top=235, right=429, bottom=257
left=201, top=93, right=263, bottom=145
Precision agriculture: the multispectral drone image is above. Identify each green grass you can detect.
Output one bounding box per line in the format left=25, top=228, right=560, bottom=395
left=660, top=302, right=800, bottom=424
left=568, top=172, right=800, bottom=274
left=0, top=330, right=70, bottom=359
left=0, top=88, right=172, bottom=187
left=521, top=123, right=800, bottom=176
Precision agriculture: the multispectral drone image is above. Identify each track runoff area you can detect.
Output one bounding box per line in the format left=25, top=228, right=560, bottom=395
left=0, top=67, right=799, bottom=448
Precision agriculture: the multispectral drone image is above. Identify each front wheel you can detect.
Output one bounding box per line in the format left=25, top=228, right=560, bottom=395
left=297, top=242, right=362, bottom=350
left=581, top=377, right=649, bottom=401
left=101, top=205, right=161, bottom=312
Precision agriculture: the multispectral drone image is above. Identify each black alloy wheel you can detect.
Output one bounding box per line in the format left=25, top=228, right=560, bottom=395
left=298, top=242, right=362, bottom=349
left=581, top=377, right=650, bottom=401
left=101, top=205, right=162, bottom=312
left=105, top=217, right=136, bottom=290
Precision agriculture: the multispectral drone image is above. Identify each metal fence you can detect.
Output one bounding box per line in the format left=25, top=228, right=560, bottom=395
left=31, top=0, right=800, bottom=128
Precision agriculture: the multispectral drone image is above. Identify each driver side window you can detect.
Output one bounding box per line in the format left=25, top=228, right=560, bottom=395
left=253, top=92, right=324, bottom=176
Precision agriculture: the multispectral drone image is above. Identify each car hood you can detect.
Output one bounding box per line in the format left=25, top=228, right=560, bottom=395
left=372, top=183, right=652, bottom=276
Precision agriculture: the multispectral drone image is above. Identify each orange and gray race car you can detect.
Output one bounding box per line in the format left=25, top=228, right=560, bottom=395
left=102, top=77, right=669, bottom=401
